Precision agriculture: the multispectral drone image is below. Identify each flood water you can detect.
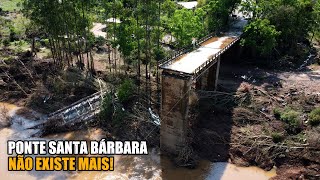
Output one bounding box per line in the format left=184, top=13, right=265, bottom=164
left=0, top=102, right=276, bottom=180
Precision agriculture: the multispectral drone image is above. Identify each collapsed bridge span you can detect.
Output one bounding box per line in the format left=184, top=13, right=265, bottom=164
left=159, top=18, right=247, bottom=154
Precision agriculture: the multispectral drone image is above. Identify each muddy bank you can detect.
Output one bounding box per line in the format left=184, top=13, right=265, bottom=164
left=192, top=61, right=320, bottom=179
left=0, top=58, right=98, bottom=114
left=0, top=103, right=277, bottom=180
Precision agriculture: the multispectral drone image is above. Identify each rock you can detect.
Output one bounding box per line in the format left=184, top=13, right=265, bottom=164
left=279, top=154, right=286, bottom=158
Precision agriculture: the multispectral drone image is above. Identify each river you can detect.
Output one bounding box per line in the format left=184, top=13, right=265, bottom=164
left=0, top=102, right=276, bottom=180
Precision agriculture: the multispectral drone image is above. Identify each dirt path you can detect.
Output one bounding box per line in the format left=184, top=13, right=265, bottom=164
left=91, top=23, right=107, bottom=38
left=279, top=67, right=320, bottom=95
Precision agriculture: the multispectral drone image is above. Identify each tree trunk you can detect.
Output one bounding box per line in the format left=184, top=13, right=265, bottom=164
left=136, top=0, right=141, bottom=80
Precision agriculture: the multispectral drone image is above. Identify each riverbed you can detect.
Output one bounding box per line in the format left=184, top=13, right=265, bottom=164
left=0, top=102, right=276, bottom=180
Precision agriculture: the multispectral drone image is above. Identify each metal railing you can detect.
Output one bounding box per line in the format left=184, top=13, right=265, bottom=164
left=159, top=32, right=217, bottom=67
left=48, top=90, right=107, bottom=118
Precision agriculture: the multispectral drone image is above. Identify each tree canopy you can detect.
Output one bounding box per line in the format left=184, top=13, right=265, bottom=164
left=241, top=0, right=319, bottom=58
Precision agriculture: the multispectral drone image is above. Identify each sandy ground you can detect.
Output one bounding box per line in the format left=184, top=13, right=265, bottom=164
left=279, top=67, right=320, bottom=95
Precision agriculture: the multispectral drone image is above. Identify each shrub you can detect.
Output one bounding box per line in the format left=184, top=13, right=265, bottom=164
left=99, top=93, right=113, bottom=121
left=99, top=93, right=127, bottom=127
left=3, top=39, right=10, bottom=47
left=154, top=47, right=166, bottom=61
left=117, top=79, right=136, bottom=103
left=112, top=107, right=127, bottom=127
left=280, top=109, right=302, bottom=134
left=9, top=28, right=18, bottom=42
left=280, top=110, right=300, bottom=127
left=51, top=78, right=69, bottom=95
left=271, top=132, right=284, bottom=143
left=40, top=39, right=50, bottom=47
left=95, top=36, right=106, bottom=47
left=273, top=108, right=281, bottom=119
left=309, top=107, right=320, bottom=126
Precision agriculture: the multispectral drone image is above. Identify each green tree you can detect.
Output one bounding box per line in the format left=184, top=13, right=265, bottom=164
left=241, top=18, right=280, bottom=56
left=117, top=79, right=136, bottom=103
left=204, top=0, right=240, bottom=31
left=240, top=0, right=317, bottom=57
left=311, top=0, right=320, bottom=40
left=23, top=0, right=97, bottom=70
left=168, top=9, right=203, bottom=47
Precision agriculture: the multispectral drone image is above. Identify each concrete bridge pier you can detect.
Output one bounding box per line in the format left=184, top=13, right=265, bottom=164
left=208, top=56, right=221, bottom=91
left=160, top=71, right=192, bottom=154
left=160, top=57, right=222, bottom=154
left=196, top=56, right=221, bottom=91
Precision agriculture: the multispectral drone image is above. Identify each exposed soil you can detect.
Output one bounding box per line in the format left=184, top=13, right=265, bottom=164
left=0, top=55, right=98, bottom=113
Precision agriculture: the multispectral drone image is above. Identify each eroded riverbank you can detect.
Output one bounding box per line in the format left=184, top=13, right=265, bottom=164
left=0, top=102, right=276, bottom=180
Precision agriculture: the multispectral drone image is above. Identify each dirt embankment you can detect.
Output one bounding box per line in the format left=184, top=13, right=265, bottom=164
left=192, top=62, right=320, bottom=179
left=0, top=55, right=97, bottom=114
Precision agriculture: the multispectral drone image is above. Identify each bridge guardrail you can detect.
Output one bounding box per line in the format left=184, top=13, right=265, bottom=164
left=48, top=89, right=108, bottom=118
left=159, top=45, right=193, bottom=67
left=159, top=32, right=217, bottom=67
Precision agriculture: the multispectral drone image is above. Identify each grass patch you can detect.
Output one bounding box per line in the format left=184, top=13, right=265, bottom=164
left=0, top=0, right=22, bottom=12
left=9, top=40, right=30, bottom=52
left=309, top=107, right=320, bottom=126
left=99, top=92, right=128, bottom=128
left=37, top=48, right=51, bottom=59
left=280, top=109, right=301, bottom=128
left=271, top=132, right=284, bottom=143
left=274, top=107, right=302, bottom=134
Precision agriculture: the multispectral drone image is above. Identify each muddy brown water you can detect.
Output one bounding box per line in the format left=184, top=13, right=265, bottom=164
left=0, top=102, right=276, bottom=180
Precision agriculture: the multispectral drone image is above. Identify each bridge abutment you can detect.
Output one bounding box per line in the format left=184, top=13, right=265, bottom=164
left=160, top=71, right=192, bottom=154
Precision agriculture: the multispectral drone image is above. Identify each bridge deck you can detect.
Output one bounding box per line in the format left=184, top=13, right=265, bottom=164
left=160, top=19, right=247, bottom=75
left=161, top=35, right=239, bottom=74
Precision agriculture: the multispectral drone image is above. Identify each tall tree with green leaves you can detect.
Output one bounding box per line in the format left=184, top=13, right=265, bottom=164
left=241, top=0, right=317, bottom=57
left=168, top=8, right=203, bottom=47
left=241, top=18, right=280, bottom=56
left=23, top=0, right=96, bottom=71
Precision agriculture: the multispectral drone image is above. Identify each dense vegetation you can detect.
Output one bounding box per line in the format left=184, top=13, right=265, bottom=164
left=241, top=0, right=320, bottom=62
left=0, top=0, right=240, bottom=74
left=1, top=0, right=317, bottom=72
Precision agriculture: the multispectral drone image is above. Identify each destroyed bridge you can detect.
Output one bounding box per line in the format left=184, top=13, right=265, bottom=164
left=40, top=18, right=247, bottom=155
left=159, top=19, right=247, bottom=154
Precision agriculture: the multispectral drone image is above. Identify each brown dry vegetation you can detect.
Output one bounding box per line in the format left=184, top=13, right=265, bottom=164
left=0, top=105, right=11, bottom=127
left=192, top=62, right=320, bottom=179
left=0, top=54, right=97, bottom=113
